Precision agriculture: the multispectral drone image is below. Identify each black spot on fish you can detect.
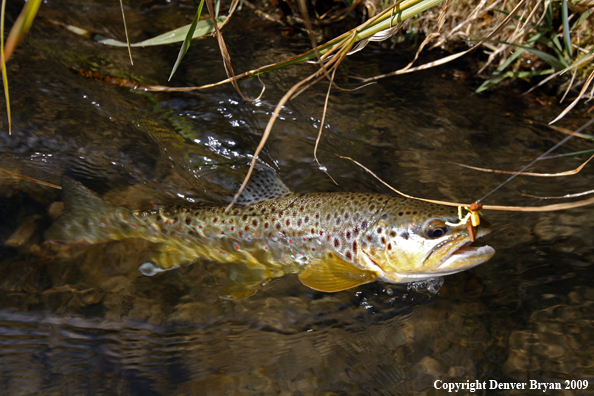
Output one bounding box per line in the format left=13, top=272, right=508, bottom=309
left=213, top=218, right=218, bottom=223
left=381, top=237, right=386, bottom=245
left=242, top=215, right=248, bottom=222
left=353, top=241, right=358, bottom=255
left=186, top=218, right=191, bottom=225
left=336, top=219, right=341, bottom=225
left=265, top=223, right=269, bottom=229
left=377, top=227, right=382, bottom=234
left=361, top=221, right=368, bottom=229
left=286, top=220, right=290, bottom=226
left=401, top=232, right=409, bottom=240
left=366, top=235, right=372, bottom=242
left=346, top=231, right=351, bottom=239
left=387, top=243, right=392, bottom=251
left=253, top=220, right=258, bottom=226
left=398, top=212, right=403, bottom=216
left=346, top=251, right=352, bottom=260
left=156, top=216, right=162, bottom=222
left=390, top=231, right=396, bottom=237
left=305, top=216, right=309, bottom=223
left=276, top=223, right=281, bottom=230
left=297, top=219, right=302, bottom=226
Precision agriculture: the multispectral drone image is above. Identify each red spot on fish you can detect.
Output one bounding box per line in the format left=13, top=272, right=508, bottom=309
left=234, top=243, right=240, bottom=250
left=264, top=246, right=268, bottom=250
left=165, top=220, right=171, bottom=225
left=199, top=225, right=203, bottom=229
left=221, top=231, right=225, bottom=235
left=130, top=223, right=137, bottom=228
left=231, top=227, right=235, bottom=231
left=248, top=237, right=252, bottom=241
left=312, top=248, right=316, bottom=251
left=176, top=233, right=181, bottom=237
left=289, top=239, right=292, bottom=244
left=303, top=237, right=307, bottom=241
left=151, top=227, right=158, bottom=234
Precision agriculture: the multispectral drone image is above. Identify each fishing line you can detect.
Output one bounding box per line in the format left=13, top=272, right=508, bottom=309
left=477, top=117, right=594, bottom=203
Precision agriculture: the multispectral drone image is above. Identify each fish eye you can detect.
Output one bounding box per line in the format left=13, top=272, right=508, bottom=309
left=425, top=220, right=448, bottom=239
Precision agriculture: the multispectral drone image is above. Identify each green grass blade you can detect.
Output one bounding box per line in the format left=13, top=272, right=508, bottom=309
left=215, top=0, right=221, bottom=18
left=561, top=0, right=572, bottom=60
left=169, top=0, right=206, bottom=81
left=492, top=40, right=568, bottom=70
left=476, top=47, right=526, bottom=93
left=97, top=17, right=226, bottom=47
left=0, top=0, right=11, bottom=134
left=572, top=9, right=593, bottom=29
left=4, top=0, right=42, bottom=61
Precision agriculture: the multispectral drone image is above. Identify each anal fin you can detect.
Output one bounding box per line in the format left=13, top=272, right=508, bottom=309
left=298, top=257, right=379, bottom=293
left=218, top=263, right=271, bottom=300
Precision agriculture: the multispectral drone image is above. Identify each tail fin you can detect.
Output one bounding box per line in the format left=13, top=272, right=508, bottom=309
left=46, top=178, right=124, bottom=245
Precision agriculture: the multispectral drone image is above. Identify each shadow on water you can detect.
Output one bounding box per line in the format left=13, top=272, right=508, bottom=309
left=0, top=0, right=594, bottom=394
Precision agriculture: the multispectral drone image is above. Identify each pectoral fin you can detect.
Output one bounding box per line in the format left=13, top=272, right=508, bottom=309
left=298, top=257, right=379, bottom=293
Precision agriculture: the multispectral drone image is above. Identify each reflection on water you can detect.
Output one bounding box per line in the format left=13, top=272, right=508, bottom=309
left=1, top=0, right=594, bottom=393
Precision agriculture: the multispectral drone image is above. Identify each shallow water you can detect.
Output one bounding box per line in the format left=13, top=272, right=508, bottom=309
left=1, top=0, right=594, bottom=394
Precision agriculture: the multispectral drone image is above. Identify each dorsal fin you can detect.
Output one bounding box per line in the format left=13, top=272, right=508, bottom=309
left=235, top=168, right=293, bottom=205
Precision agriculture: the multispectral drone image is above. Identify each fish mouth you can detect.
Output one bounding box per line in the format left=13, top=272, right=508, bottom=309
left=423, top=223, right=495, bottom=275
left=429, top=242, right=495, bottom=275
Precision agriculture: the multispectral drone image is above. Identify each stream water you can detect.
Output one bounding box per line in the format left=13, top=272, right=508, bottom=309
left=0, top=0, right=593, bottom=394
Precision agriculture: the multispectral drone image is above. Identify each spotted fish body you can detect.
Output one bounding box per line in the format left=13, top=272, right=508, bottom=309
left=47, top=173, right=495, bottom=299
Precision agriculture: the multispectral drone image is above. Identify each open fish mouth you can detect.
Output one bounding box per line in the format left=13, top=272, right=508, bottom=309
left=431, top=242, right=495, bottom=273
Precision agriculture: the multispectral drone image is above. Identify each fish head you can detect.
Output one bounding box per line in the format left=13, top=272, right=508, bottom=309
left=360, top=199, right=495, bottom=282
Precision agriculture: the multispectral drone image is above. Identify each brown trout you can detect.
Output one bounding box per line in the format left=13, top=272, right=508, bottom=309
left=46, top=172, right=495, bottom=299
